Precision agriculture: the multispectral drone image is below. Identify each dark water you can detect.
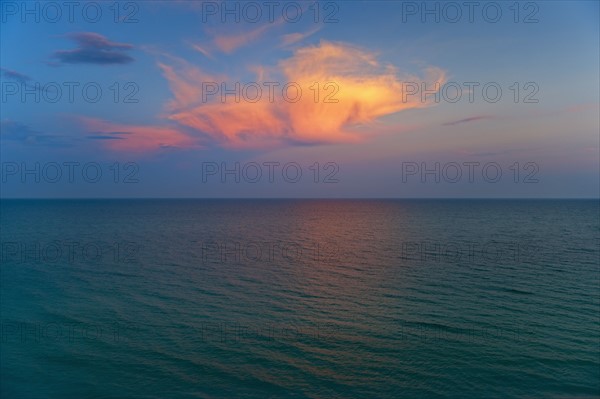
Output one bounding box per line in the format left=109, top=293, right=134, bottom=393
left=1, top=199, right=599, bottom=398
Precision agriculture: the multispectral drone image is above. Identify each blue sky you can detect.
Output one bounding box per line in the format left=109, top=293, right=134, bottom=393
left=1, top=0, right=598, bottom=197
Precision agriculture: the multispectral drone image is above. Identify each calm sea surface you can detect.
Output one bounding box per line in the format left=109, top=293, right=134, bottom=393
left=1, top=199, right=599, bottom=398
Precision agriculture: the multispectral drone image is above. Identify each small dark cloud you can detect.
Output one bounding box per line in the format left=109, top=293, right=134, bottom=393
left=469, top=151, right=501, bottom=157
left=1, top=120, right=34, bottom=141
left=469, top=148, right=533, bottom=157
left=0, top=120, right=72, bottom=146
left=87, top=135, right=125, bottom=140
left=52, top=32, right=134, bottom=65
left=0, top=68, right=30, bottom=83
left=0, top=68, right=60, bottom=94
left=442, top=115, right=494, bottom=126
left=87, top=131, right=132, bottom=140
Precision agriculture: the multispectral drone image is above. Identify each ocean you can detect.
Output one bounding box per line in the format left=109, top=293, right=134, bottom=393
left=1, top=199, right=599, bottom=398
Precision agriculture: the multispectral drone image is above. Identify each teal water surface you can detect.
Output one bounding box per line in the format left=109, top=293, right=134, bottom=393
left=1, top=199, right=599, bottom=398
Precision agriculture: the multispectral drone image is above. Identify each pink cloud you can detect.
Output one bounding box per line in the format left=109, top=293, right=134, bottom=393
left=81, top=117, right=198, bottom=152
left=89, top=41, right=446, bottom=152
left=281, top=26, right=322, bottom=47
left=212, top=23, right=274, bottom=53
left=190, top=43, right=214, bottom=60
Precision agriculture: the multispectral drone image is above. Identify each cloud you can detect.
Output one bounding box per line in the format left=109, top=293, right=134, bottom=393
left=211, top=23, right=274, bottom=53
left=0, top=120, right=72, bottom=146
left=80, top=118, right=198, bottom=152
left=442, top=115, right=494, bottom=126
left=190, top=43, right=214, bottom=60
left=1, top=68, right=57, bottom=95
left=87, top=135, right=126, bottom=140
left=191, top=13, right=316, bottom=56
left=1, top=120, right=37, bottom=141
left=160, top=41, right=446, bottom=148
left=0, top=68, right=30, bottom=83
left=52, top=32, right=134, bottom=65
left=565, top=103, right=599, bottom=114
left=281, top=26, right=321, bottom=47
left=157, top=62, right=227, bottom=111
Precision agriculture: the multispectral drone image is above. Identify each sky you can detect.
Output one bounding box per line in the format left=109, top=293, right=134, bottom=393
left=0, top=0, right=598, bottom=198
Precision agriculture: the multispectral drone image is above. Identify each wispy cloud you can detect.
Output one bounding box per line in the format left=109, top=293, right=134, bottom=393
left=211, top=23, right=275, bottom=53
left=190, top=10, right=317, bottom=56
left=565, top=103, right=599, bottom=113
left=281, top=26, right=322, bottom=47
left=0, top=120, right=72, bottom=146
left=1, top=68, right=57, bottom=94
left=80, top=118, right=198, bottom=152
left=87, top=135, right=125, bottom=140
left=442, top=115, right=494, bottom=126
left=0, top=68, right=30, bottom=83
left=87, top=131, right=132, bottom=140
left=52, top=32, right=134, bottom=65
left=190, top=43, right=214, bottom=60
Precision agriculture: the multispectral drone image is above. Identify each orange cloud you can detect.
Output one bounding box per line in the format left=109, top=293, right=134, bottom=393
left=160, top=41, right=446, bottom=148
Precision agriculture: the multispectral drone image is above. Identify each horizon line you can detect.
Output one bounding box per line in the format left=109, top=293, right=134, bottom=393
left=1, top=197, right=599, bottom=201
